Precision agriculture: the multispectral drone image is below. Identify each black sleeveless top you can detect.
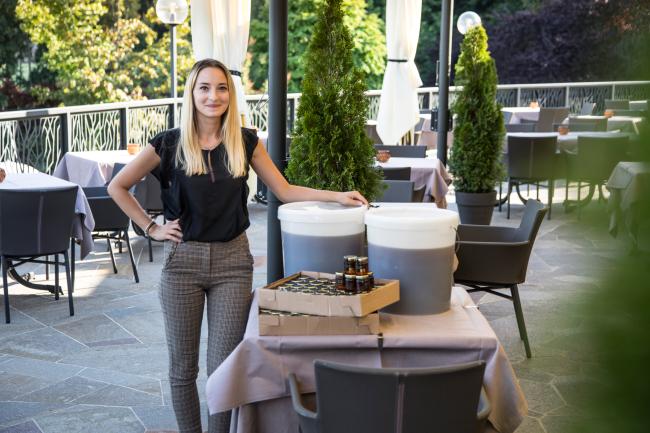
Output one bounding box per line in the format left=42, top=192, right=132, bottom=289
left=149, top=127, right=259, bottom=242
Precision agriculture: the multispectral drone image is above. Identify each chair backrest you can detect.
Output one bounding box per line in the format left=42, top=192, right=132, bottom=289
left=502, top=111, right=513, bottom=125
left=377, top=180, right=415, bottom=202
left=374, top=144, right=427, bottom=158
left=505, top=123, right=536, bottom=133
left=580, top=102, right=596, bottom=115
left=0, top=186, right=77, bottom=256
left=365, top=123, right=383, bottom=144
left=536, top=108, right=569, bottom=132
left=314, top=360, right=486, bottom=433
left=83, top=186, right=130, bottom=231
left=514, top=199, right=547, bottom=244
left=611, top=109, right=646, bottom=117
left=568, top=116, right=607, bottom=132
left=412, top=185, right=425, bottom=202
left=507, top=135, right=558, bottom=180
left=574, top=135, right=630, bottom=182
left=380, top=166, right=411, bottom=181
left=134, top=172, right=163, bottom=212
left=605, top=99, right=630, bottom=110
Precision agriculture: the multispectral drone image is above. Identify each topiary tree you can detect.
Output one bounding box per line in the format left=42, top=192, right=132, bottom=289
left=448, top=25, right=504, bottom=193
left=285, top=0, right=382, bottom=200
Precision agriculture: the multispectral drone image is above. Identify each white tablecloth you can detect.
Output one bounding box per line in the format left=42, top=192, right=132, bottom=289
left=573, top=115, right=645, bottom=134
left=0, top=173, right=95, bottom=258
left=52, top=150, right=137, bottom=187
left=205, top=286, right=527, bottom=433
left=506, top=131, right=632, bottom=154
left=502, top=107, right=540, bottom=124
left=376, top=156, right=452, bottom=208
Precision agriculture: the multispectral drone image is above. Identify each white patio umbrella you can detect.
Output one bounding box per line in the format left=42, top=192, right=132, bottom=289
left=376, top=0, right=423, bottom=145
left=190, top=0, right=251, bottom=125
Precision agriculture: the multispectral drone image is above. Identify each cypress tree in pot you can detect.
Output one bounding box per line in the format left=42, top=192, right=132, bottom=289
left=448, top=25, right=505, bottom=224
left=285, top=0, right=383, bottom=201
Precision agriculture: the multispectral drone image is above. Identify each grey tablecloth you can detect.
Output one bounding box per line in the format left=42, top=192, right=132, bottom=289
left=505, top=131, right=632, bottom=155
left=0, top=173, right=95, bottom=258
left=206, top=287, right=527, bottom=433
left=53, top=150, right=136, bottom=187
left=574, top=115, right=645, bottom=134
left=376, top=157, right=452, bottom=208
left=606, top=162, right=650, bottom=247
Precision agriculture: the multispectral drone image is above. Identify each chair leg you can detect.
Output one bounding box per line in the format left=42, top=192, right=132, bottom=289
left=507, top=181, right=512, bottom=219
left=148, top=237, right=153, bottom=263
left=45, top=256, right=49, bottom=280
left=124, top=231, right=139, bottom=283
left=107, top=239, right=118, bottom=274
left=498, top=181, right=502, bottom=212
left=63, top=251, right=74, bottom=317
left=577, top=181, right=582, bottom=221
left=70, top=238, right=75, bottom=293
left=548, top=179, right=554, bottom=220
left=54, top=254, right=60, bottom=301
left=2, top=256, right=10, bottom=324
left=511, top=284, right=531, bottom=358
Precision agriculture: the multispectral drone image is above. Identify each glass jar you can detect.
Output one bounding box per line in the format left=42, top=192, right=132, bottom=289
left=356, top=275, right=369, bottom=293
left=356, top=256, right=369, bottom=275
left=335, top=272, right=345, bottom=290
left=344, top=274, right=356, bottom=292
left=344, top=255, right=357, bottom=275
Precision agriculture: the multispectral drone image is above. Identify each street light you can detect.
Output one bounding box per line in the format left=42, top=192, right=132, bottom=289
left=156, top=0, right=188, bottom=103
left=457, top=11, right=481, bottom=35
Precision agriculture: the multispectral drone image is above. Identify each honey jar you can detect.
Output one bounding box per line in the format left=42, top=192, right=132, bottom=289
left=344, top=274, right=356, bottom=292
left=367, top=271, right=375, bottom=289
left=356, top=256, right=369, bottom=275
left=335, top=272, right=345, bottom=290
left=344, top=255, right=357, bottom=275
left=356, top=275, right=369, bottom=293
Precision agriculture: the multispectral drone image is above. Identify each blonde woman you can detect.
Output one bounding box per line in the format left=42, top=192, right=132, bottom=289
left=108, top=59, right=367, bottom=433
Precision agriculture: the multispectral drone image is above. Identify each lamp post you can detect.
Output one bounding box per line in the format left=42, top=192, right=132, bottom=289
left=156, top=0, right=188, bottom=124
left=436, top=5, right=481, bottom=165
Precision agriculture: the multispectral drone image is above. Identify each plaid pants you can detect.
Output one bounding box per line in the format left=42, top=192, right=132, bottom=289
left=160, top=233, right=253, bottom=433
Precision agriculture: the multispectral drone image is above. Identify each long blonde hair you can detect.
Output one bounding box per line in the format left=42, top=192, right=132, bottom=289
left=177, top=59, right=247, bottom=177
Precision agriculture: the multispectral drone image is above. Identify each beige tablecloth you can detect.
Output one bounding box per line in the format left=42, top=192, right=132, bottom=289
left=376, top=157, right=452, bottom=208
left=205, top=287, right=527, bottom=433
left=0, top=173, right=95, bottom=258
left=52, top=150, right=136, bottom=187
left=606, top=162, right=650, bottom=248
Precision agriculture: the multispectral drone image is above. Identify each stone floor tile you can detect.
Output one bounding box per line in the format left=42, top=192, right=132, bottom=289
left=0, top=357, right=82, bottom=382
left=109, top=310, right=166, bottom=344
left=512, top=416, right=545, bottom=433
left=541, top=414, right=584, bottom=433
left=0, top=420, right=43, bottom=433
left=518, top=379, right=565, bottom=415
left=0, top=327, right=87, bottom=362
left=73, top=383, right=162, bottom=406
left=0, top=373, right=56, bottom=401
left=16, top=376, right=107, bottom=404
left=53, top=314, right=135, bottom=346
left=132, top=406, right=179, bottom=431
left=552, top=375, right=596, bottom=411
left=78, top=367, right=161, bottom=395
left=34, top=405, right=143, bottom=433
left=0, top=402, right=67, bottom=427
left=0, top=311, right=46, bottom=341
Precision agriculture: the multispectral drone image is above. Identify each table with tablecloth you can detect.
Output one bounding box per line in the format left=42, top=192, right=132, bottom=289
left=416, top=112, right=454, bottom=150
left=572, top=115, right=645, bottom=134
left=502, top=107, right=540, bottom=124
left=205, top=286, right=527, bottom=433
left=52, top=150, right=137, bottom=187
left=0, top=172, right=95, bottom=259
left=376, top=156, right=452, bottom=208
left=506, top=131, right=633, bottom=155
left=606, top=161, right=650, bottom=250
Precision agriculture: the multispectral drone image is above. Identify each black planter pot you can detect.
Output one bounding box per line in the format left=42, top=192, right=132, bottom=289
left=455, top=191, right=497, bottom=225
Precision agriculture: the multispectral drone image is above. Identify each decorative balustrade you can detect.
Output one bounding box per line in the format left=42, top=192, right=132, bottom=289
left=1, top=81, right=648, bottom=174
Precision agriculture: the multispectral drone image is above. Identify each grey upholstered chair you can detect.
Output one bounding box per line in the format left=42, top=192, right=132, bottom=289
left=380, top=166, right=411, bottom=181
left=0, top=186, right=77, bottom=323
left=505, top=123, right=536, bottom=133
left=374, top=144, right=427, bottom=158
left=604, top=99, right=630, bottom=110
left=454, top=199, right=548, bottom=358
left=535, top=108, right=569, bottom=132
left=579, top=102, right=596, bottom=115
left=376, top=180, right=416, bottom=202
left=289, top=359, right=490, bottom=433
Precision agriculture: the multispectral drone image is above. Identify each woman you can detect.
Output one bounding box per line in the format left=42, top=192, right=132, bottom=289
left=108, top=59, right=367, bottom=433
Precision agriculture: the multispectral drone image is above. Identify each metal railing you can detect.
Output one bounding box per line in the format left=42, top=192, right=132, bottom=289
left=1, top=81, right=648, bottom=174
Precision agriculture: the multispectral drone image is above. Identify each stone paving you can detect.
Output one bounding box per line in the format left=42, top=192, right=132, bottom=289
left=0, top=189, right=626, bottom=433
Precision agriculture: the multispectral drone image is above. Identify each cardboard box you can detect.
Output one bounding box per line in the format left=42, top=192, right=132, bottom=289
left=257, top=271, right=400, bottom=317
left=258, top=310, right=380, bottom=336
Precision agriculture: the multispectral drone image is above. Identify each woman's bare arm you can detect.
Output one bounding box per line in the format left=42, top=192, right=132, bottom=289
left=250, top=140, right=368, bottom=206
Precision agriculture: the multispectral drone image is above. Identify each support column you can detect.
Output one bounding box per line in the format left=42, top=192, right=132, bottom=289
left=436, top=0, right=454, bottom=165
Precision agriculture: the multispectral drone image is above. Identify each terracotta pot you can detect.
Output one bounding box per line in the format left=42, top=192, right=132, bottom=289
left=127, top=143, right=139, bottom=155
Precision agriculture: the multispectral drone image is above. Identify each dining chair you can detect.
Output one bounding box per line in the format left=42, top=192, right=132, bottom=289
left=374, top=144, right=427, bottom=158
left=454, top=199, right=547, bottom=358
left=289, top=359, right=490, bottom=433
left=565, top=135, right=630, bottom=219
left=611, top=109, right=646, bottom=117
left=133, top=168, right=164, bottom=262
left=579, top=102, right=596, bottom=115
left=83, top=186, right=139, bottom=283
left=506, top=134, right=558, bottom=219
left=365, top=123, right=383, bottom=144
left=505, top=123, right=536, bottom=133
left=376, top=180, right=416, bottom=202
left=604, top=99, right=630, bottom=110
left=0, top=186, right=77, bottom=323
left=380, top=166, right=411, bottom=181
left=568, top=116, right=607, bottom=132
left=536, top=108, right=569, bottom=132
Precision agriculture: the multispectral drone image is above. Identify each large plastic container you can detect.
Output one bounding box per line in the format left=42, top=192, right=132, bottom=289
left=365, top=205, right=459, bottom=315
left=278, top=202, right=366, bottom=276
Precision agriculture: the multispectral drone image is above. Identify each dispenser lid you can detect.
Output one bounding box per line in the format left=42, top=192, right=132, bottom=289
left=278, top=201, right=366, bottom=224
left=365, top=206, right=459, bottom=231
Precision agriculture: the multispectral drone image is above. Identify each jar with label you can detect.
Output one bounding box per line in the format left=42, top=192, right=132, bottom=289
left=335, top=272, right=345, bottom=290
left=356, top=275, right=369, bottom=293
left=356, top=256, right=369, bottom=275
left=344, top=274, right=356, bottom=292
left=367, top=271, right=375, bottom=289
left=344, top=255, right=357, bottom=275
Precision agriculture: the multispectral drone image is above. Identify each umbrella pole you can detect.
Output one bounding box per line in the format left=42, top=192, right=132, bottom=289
left=436, top=0, right=454, bottom=166
left=267, top=0, right=288, bottom=283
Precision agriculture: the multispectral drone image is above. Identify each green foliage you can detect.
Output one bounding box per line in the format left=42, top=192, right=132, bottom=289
left=448, top=25, right=504, bottom=193
left=15, top=0, right=193, bottom=105
left=285, top=0, right=383, bottom=200
left=248, top=0, right=385, bottom=93
left=0, top=0, right=32, bottom=80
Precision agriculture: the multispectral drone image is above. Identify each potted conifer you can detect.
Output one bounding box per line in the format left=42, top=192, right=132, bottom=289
left=285, top=0, right=382, bottom=200
left=448, top=25, right=505, bottom=224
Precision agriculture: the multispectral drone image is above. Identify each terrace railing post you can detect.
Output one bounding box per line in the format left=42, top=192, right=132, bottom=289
left=168, top=104, right=176, bottom=129
left=565, top=85, right=570, bottom=111
left=60, top=112, right=72, bottom=159
left=267, top=0, right=288, bottom=283
left=516, top=87, right=521, bottom=107
left=119, top=107, right=129, bottom=150
left=436, top=0, right=454, bottom=166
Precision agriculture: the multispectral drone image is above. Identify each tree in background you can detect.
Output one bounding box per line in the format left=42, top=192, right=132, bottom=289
left=285, top=0, right=383, bottom=200
left=15, top=0, right=194, bottom=106
left=248, top=0, right=385, bottom=93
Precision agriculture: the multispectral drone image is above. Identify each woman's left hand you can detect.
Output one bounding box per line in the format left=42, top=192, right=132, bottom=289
left=336, top=191, right=368, bottom=207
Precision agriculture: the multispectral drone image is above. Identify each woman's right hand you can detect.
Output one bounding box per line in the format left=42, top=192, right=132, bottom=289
left=148, top=219, right=183, bottom=242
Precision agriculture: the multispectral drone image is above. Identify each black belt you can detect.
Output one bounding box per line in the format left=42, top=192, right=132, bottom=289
left=387, top=59, right=408, bottom=63
left=230, top=70, right=242, bottom=77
